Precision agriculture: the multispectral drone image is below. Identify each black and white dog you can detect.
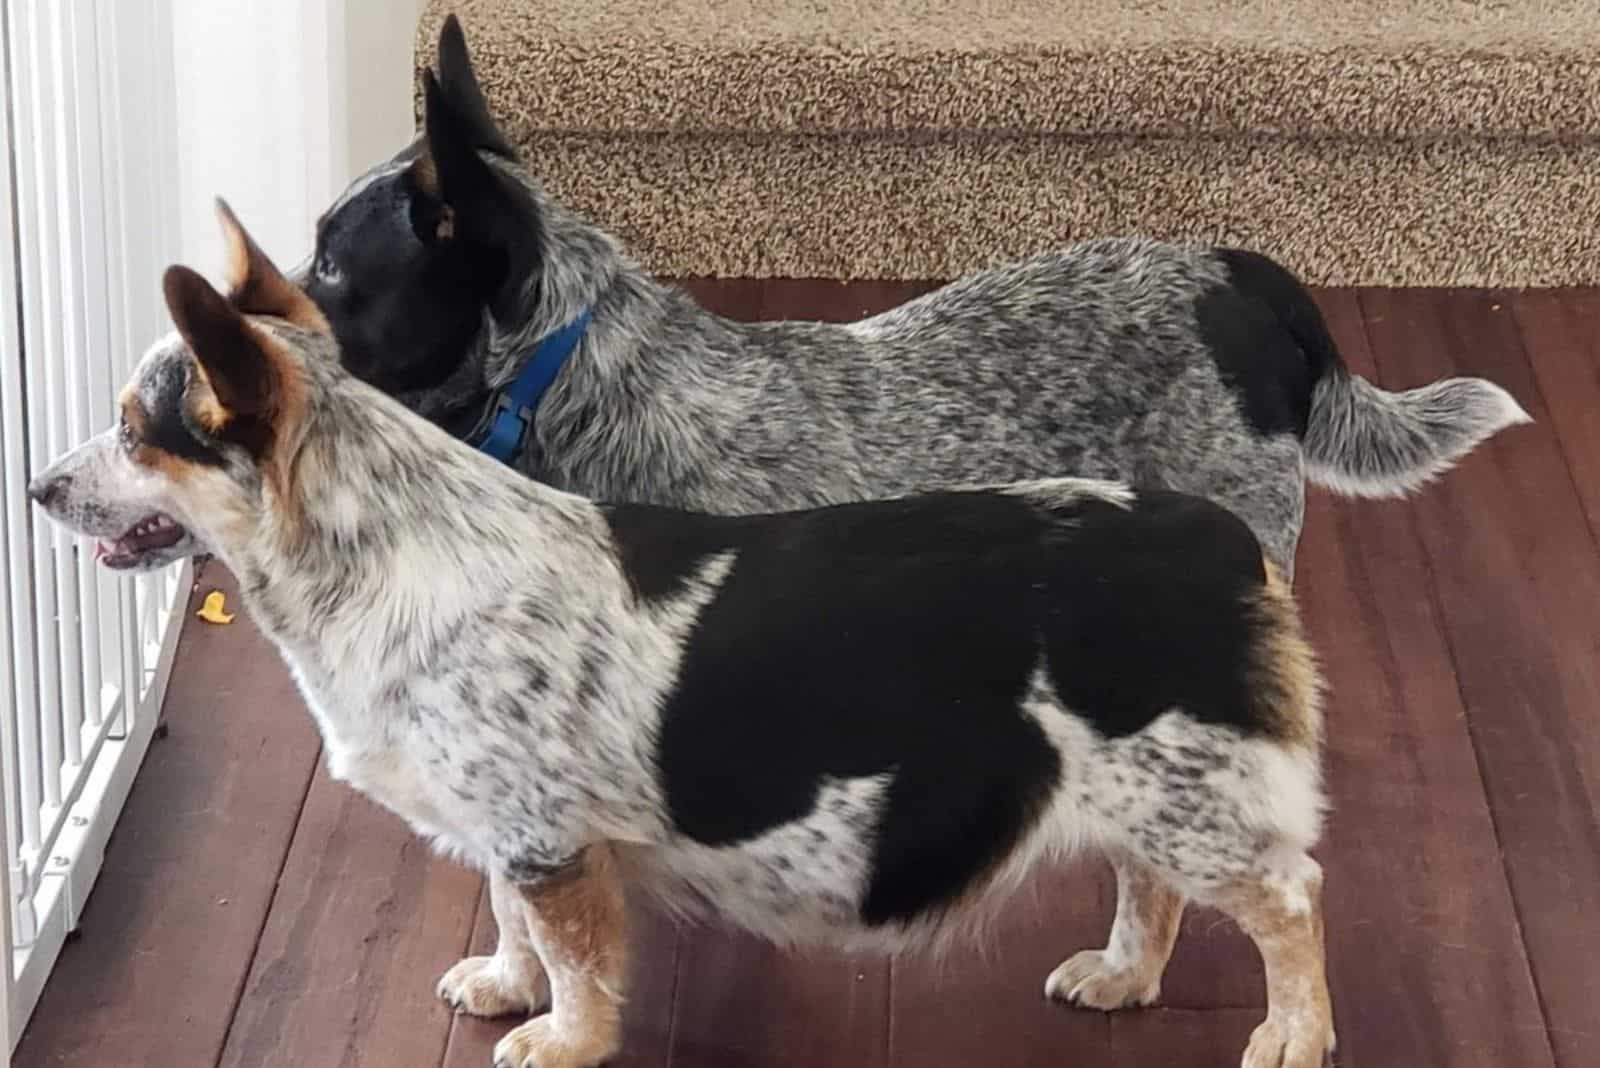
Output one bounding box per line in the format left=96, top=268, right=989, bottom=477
left=31, top=203, right=1333, bottom=1068
left=301, top=16, right=1525, bottom=574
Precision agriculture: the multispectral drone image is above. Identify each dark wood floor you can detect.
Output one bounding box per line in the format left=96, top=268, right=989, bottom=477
left=15, top=283, right=1599, bottom=1068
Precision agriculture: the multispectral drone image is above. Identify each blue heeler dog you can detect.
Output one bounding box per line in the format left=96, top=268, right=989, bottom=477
left=32, top=204, right=1334, bottom=1068
left=299, top=16, right=1526, bottom=576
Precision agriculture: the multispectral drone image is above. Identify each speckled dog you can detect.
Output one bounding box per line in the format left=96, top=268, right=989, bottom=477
left=32, top=206, right=1335, bottom=1068
left=301, top=16, right=1527, bottom=576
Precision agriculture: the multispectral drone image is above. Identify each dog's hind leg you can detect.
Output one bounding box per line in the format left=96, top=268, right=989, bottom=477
left=1197, top=853, right=1334, bottom=1068
left=437, top=870, right=552, bottom=1017
left=493, top=844, right=629, bottom=1068
left=1046, top=853, right=1185, bottom=1010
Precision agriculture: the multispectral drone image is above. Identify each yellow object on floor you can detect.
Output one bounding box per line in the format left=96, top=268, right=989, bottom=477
left=196, top=590, right=235, bottom=625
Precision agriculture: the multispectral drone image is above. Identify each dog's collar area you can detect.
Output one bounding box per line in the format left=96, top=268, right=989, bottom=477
left=467, top=308, right=592, bottom=466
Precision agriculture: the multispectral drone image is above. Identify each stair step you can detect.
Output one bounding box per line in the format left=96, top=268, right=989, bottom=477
left=429, top=1, right=1600, bottom=140
left=417, top=1, right=1600, bottom=285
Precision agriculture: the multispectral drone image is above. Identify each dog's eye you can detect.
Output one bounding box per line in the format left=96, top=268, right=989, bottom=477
left=314, top=254, right=343, bottom=287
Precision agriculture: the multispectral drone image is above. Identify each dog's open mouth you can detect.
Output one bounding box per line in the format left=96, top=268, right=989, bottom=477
left=96, top=514, right=186, bottom=569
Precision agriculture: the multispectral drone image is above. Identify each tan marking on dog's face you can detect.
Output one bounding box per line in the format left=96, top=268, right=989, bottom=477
left=117, top=385, right=145, bottom=438
left=116, top=373, right=213, bottom=485
left=118, top=329, right=304, bottom=549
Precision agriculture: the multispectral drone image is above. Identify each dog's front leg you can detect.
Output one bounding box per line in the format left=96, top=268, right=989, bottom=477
left=493, top=844, right=629, bottom=1068
left=438, top=870, right=552, bottom=1016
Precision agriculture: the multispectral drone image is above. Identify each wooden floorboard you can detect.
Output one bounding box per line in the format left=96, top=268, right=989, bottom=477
left=16, top=283, right=1591, bottom=1068
left=1359, top=289, right=1600, bottom=1068
left=14, top=567, right=321, bottom=1067
left=1508, top=290, right=1600, bottom=554
left=666, top=930, right=889, bottom=1068
left=216, top=775, right=479, bottom=1068
left=757, top=279, right=940, bottom=321
left=1105, top=1008, right=1263, bottom=1067
left=674, top=278, right=763, bottom=320
left=888, top=874, right=1110, bottom=1068
left=1293, top=292, right=1554, bottom=1068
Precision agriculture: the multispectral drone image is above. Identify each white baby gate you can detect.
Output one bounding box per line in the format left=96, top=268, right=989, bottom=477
left=0, top=0, right=186, bottom=1052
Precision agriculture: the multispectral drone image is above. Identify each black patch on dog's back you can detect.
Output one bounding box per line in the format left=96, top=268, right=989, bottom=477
left=1040, top=490, right=1267, bottom=738
left=602, top=503, right=753, bottom=603
left=1197, top=248, right=1343, bottom=439
left=648, top=487, right=1274, bottom=926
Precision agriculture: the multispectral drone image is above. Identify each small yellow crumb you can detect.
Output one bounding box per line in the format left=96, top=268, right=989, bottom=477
left=196, top=590, right=235, bottom=625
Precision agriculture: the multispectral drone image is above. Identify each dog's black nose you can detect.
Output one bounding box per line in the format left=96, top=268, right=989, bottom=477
left=27, top=475, right=62, bottom=507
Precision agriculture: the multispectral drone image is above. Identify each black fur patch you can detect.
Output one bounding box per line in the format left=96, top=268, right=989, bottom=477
left=1197, top=248, right=1342, bottom=438
left=306, top=59, right=544, bottom=397
left=601, top=503, right=751, bottom=602
left=139, top=358, right=225, bottom=466
left=643, top=487, right=1273, bottom=925
left=305, top=163, right=497, bottom=396
left=435, top=15, right=517, bottom=159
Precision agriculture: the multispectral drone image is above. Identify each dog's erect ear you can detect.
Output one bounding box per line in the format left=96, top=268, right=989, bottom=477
left=413, top=67, right=542, bottom=324
left=163, top=265, right=278, bottom=419
left=434, top=14, right=516, bottom=158
left=216, top=199, right=329, bottom=333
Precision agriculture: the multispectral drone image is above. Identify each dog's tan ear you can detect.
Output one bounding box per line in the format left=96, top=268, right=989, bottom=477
left=163, top=265, right=278, bottom=419
left=215, top=199, right=328, bottom=333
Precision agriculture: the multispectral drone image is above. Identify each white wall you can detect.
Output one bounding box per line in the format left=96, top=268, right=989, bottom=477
left=344, top=0, right=430, bottom=180
left=170, top=0, right=426, bottom=280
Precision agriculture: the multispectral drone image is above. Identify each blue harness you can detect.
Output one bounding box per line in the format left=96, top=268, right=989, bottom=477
left=467, top=309, right=592, bottom=466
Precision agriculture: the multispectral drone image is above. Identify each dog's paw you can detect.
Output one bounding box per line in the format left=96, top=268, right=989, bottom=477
left=1044, top=949, right=1161, bottom=1011
left=1240, top=1013, right=1335, bottom=1068
left=493, top=1016, right=617, bottom=1068
left=436, top=955, right=549, bottom=1018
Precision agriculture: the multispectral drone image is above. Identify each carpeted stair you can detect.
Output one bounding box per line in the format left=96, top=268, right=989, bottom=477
left=418, top=1, right=1600, bottom=285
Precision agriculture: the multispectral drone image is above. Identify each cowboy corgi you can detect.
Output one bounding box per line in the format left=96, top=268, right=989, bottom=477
left=31, top=203, right=1334, bottom=1068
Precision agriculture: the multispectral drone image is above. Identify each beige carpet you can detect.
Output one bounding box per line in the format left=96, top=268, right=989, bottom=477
left=418, top=1, right=1600, bottom=285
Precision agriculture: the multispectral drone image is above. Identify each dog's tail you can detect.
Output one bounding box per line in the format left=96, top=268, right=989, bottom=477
left=1221, top=249, right=1530, bottom=498
left=1303, top=367, right=1530, bottom=498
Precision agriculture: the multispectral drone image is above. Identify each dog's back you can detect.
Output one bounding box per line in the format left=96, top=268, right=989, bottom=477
left=308, top=19, right=1528, bottom=586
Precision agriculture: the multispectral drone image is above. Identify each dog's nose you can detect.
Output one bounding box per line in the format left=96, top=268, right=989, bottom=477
left=27, top=475, right=62, bottom=507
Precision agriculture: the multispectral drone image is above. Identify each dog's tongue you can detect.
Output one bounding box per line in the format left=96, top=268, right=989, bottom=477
left=96, top=521, right=183, bottom=563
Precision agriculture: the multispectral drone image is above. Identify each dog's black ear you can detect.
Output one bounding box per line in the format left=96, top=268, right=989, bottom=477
left=163, top=265, right=277, bottom=419
left=435, top=14, right=516, bottom=158
left=414, top=68, right=542, bottom=324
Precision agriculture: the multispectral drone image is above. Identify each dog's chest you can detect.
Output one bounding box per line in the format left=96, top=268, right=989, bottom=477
left=289, top=665, right=483, bottom=858
left=327, top=738, right=448, bottom=829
